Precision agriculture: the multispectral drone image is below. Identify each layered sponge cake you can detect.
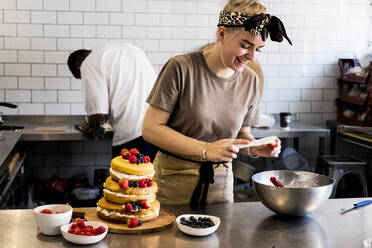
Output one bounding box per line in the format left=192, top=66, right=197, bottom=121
left=97, top=148, right=160, bottom=224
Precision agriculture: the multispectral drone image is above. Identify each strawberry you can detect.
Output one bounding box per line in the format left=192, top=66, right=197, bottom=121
left=139, top=179, right=147, bottom=188
left=40, top=209, right=52, bottom=214
left=71, top=223, right=78, bottom=229
left=125, top=203, right=133, bottom=212
left=119, top=178, right=129, bottom=189
left=141, top=200, right=150, bottom=209
left=120, top=148, right=128, bottom=156
left=128, top=218, right=139, bottom=228
left=121, top=150, right=132, bottom=160
left=269, top=143, right=278, bottom=149
left=129, top=148, right=139, bottom=155
left=146, top=178, right=153, bottom=187
left=77, top=218, right=85, bottom=228
left=143, top=156, right=151, bottom=163
left=95, top=226, right=106, bottom=234
left=128, top=155, right=137, bottom=164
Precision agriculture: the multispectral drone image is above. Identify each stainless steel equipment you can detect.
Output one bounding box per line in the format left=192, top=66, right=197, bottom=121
left=252, top=170, right=334, bottom=216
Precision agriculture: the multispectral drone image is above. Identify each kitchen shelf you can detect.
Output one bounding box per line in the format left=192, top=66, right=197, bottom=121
left=336, top=59, right=372, bottom=126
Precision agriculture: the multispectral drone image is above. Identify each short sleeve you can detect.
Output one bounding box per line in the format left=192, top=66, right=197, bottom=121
left=80, top=60, right=109, bottom=115
left=242, top=74, right=261, bottom=127
left=146, top=58, right=182, bottom=113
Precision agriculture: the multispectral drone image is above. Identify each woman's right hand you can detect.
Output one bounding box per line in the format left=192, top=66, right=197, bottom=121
left=205, top=138, right=249, bottom=162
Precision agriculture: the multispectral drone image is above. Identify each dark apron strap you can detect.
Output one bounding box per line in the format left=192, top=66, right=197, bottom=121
left=158, top=149, right=223, bottom=207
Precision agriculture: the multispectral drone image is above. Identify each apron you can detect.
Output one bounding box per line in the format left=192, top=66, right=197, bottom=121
left=153, top=150, right=234, bottom=205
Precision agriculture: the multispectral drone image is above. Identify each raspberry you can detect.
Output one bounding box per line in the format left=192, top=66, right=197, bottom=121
left=125, top=203, right=133, bottom=212
left=95, top=226, right=106, bottom=234
left=128, top=155, right=137, bottom=164
left=141, top=200, right=150, bottom=209
left=129, top=148, right=139, bottom=155
left=119, top=178, right=129, bottom=189
left=71, top=223, right=77, bottom=229
left=143, top=156, right=151, bottom=163
left=128, top=218, right=139, bottom=228
left=139, top=179, right=147, bottom=188
left=146, top=178, right=153, bottom=187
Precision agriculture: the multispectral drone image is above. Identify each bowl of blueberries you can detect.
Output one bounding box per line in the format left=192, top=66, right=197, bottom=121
left=176, top=214, right=220, bottom=236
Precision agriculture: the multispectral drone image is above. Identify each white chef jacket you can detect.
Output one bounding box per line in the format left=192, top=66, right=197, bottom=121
left=80, top=43, right=157, bottom=146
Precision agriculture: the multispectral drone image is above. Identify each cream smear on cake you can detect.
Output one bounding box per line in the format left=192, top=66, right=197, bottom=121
left=97, top=206, right=160, bottom=218
left=103, top=189, right=153, bottom=198
left=110, top=168, right=155, bottom=180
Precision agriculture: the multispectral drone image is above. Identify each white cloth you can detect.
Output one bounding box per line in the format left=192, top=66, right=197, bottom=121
left=80, top=43, right=157, bottom=146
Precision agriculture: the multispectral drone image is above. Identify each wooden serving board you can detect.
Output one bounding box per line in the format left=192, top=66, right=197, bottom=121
left=75, top=208, right=175, bottom=234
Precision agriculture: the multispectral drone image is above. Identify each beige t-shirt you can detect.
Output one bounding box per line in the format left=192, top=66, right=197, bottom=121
left=147, top=51, right=260, bottom=142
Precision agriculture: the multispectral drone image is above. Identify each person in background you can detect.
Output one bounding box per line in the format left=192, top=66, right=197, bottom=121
left=142, top=0, right=292, bottom=206
left=67, top=43, right=158, bottom=159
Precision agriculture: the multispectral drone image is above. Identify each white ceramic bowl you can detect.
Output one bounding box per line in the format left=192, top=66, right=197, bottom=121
left=33, top=204, right=73, bottom=235
left=60, top=221, right=108, bottom=245
left=176, top=214, right=220, bottom=236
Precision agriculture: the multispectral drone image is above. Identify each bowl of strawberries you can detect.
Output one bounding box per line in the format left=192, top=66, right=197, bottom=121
left=60, top=218, right=108, bottom=245
left=33, top=204, right=73, bottom=235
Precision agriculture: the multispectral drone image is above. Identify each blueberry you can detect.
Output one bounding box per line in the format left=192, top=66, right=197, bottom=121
left=138, top=220, right=142, bottom=226
left=190, top=216, right=197, bottom=223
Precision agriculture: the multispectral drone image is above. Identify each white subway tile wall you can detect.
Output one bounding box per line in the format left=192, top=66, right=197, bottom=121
left=0, top=0, right=370, bottom=122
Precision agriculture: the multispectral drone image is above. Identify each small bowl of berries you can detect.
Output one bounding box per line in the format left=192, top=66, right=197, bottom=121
left=60, top=218, right=108, bottom=245
left=33, top=204, right=73, bottom=235
left=176, top=214, right=220, bottom=236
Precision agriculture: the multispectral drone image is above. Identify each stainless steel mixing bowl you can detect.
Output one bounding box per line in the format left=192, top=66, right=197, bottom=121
left=252, top=170, right=334, bottom=216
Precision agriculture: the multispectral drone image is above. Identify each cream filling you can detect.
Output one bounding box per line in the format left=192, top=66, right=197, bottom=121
left=103, top=189, right=153, bottom=198
left=97, top=206, right=159, bottom=218
left=110, top=168, right=154, bottom=180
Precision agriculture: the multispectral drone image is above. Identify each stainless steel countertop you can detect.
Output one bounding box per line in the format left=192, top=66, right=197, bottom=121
left=0, top=198, right=371, bottom=248
left=0, top=115, right=329, bottom=168
left=3, top=115, right=88, bottom=141
left=2, top=115, right=329, bottom=141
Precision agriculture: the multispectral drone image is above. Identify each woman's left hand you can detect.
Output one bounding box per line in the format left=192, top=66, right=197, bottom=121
left=250, top=138, right=281, bottom=158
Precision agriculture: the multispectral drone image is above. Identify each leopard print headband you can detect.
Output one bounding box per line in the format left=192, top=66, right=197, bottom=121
left=217, top=11, right=292, bottom=45
left=217, top=11, right=267, bottom=35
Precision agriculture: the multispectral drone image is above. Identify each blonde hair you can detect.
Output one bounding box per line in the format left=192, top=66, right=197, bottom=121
left=223, top=0, right=267, bottom=15
left=221, top=0, right=267, bottom=37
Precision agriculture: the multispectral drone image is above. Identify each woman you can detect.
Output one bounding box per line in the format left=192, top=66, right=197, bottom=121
left=142, top=0, right=292, bottom=206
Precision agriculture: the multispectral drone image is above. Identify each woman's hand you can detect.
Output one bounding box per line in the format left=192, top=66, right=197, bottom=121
left=250, top=138, right=281, bottom=158
left=205, top=138, right=249, bottom=162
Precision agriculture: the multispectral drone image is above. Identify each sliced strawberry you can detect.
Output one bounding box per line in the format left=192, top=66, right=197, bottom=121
left=129, top=148, right=139, bottom=155
left=40, top=209, right=52, bottom=214
left=95, top=226, right=106, bottom=234
left=125, top=203, right=133, bottom=212
left=119, top=178, right=129, bottom=189
left=77, top=218, right=85, bottom=228
left=269, top=143, right=278, bottom=149
left=141, top=200, right=150, bottom=209
left=128, top=218, right=139, bottom=228
left=143, top=156, right=151, bottom=163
